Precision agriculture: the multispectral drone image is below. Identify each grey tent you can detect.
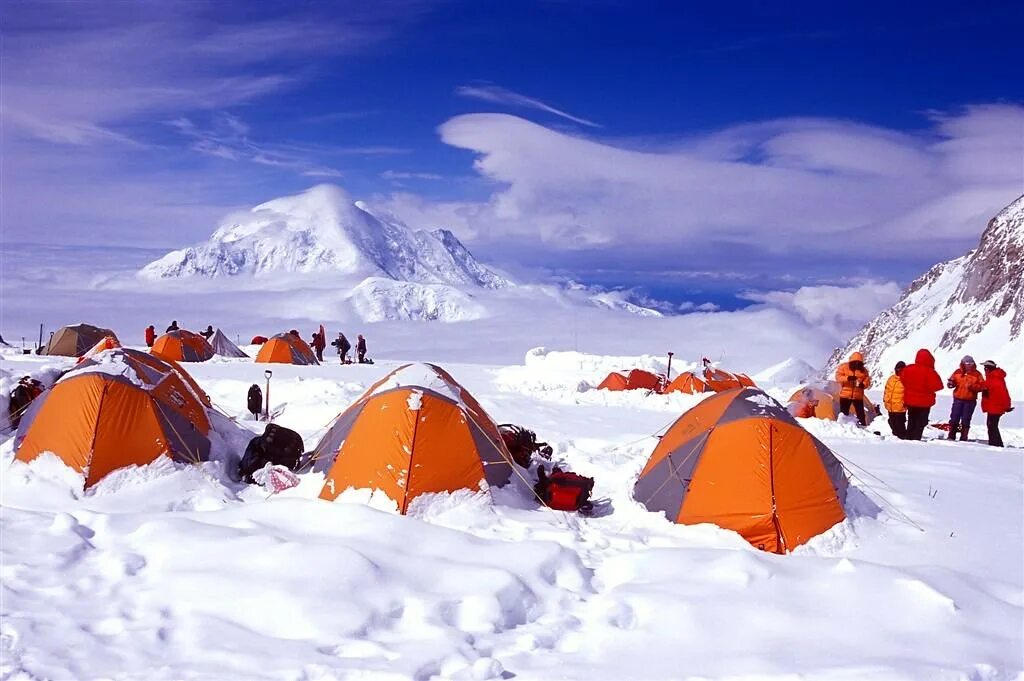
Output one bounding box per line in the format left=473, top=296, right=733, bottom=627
left=209, top=328, right=248, bottom=358
left=39, top=323, right=118, bottom=357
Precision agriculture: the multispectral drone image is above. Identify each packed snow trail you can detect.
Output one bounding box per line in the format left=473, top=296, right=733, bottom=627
left=1, top=349, right=1022, bottom=680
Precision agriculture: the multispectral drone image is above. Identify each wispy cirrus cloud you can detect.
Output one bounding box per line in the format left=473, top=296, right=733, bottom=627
left=455, top=84, right=601, bottom=128
left=0, top=1, right=432, bottom=245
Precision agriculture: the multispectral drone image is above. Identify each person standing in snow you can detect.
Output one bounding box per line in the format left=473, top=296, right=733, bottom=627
left=980, top=360, right=1012, bottom=447
left=900, top=349, right=943, bottom=440
left=201, top=325, right=214, bottom=340
left=310, top=330, right=325, bottom=362
left=883, top=361, right=907, bottom=439
left=144, top=325, right=156, bottom=348
left=331, top=332, right=351, bottom=364
left=166, top=320, right=180, bottom=333
left=946, top=355, right=984, bottom=441
left=834, top=351, right=871, bottom=425
left=356, top=334, right=367, bottom=363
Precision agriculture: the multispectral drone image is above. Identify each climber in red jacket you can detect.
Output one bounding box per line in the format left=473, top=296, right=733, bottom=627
left=899, top=348, right=943, bottom=440
left=980, top=360, right=1013, bottom=447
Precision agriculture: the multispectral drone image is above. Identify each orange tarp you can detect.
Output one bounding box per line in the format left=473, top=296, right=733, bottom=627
left=634, top=387, right=848, bottom=553
left=309, top=363, right=513, bottom=513
left=14, top=348, right=211, bottom=488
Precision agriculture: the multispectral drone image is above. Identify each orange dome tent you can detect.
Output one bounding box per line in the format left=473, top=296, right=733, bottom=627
left=39, top=323, right=119, bottom=357
left=634, top=387, right=848, bottom=553
left=14, top=348, right=212, bottom=488
left=663, top=371, right=709, bottom=395
left=308, top=363, right=514, bottom=513
left=787, top=383, right=877, bottom=425
left=597, top=369, right=664, bottom=392
left=255, top=333, right=319, bottom=365
left=152, top=330, right=215, bottom=363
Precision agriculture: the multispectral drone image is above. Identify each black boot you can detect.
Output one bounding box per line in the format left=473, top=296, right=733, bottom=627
left=959, top=427, right=969, bottom=442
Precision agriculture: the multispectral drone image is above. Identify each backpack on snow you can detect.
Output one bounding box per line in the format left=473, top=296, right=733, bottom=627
left=499, top=423, right=554, bottom=468
left=8, top=378, right=44, bottom=429
left=247, top=384, right=263, bottom=417
left=238, top=423, right=304, bottom=483
left=534, top=465, right=594, bottom=512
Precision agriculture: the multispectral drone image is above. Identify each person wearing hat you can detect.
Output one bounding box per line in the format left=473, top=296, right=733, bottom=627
left=883, top=361, right=907, bottom=439
left=901, top=349, right=943, bottom=440
left=980, top=360, right=1013, bottom=447
left=834, top=351, right=871, bottom=426
left=947, top=355, right=984, bottom=441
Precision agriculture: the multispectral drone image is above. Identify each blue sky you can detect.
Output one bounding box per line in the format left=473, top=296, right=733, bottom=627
left=2, top=0, right=1023, bottom=308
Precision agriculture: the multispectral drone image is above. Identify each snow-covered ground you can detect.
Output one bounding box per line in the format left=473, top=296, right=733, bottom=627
left=2, top=345, right=1021, bottom=681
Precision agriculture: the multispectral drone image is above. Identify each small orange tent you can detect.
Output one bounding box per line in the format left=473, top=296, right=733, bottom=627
left=308, top=363, right=514, bottom=513
left=15, top=348, right=211, bottom=488
left=787, top=384, right=877, bottom=425
left=663, top=371, right=709, bottom=395
left=255, top=333, right=319, bottom=365
left=634, top=387, right=848, bottom=553
left=152, top=330, right=215, bottom=363
left=597, top=369, right=664, bottom=392
left=701, top=362, right=757, bottom=392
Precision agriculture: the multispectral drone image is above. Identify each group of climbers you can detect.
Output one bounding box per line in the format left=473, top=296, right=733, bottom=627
left=144, top=322, right=215, bottom=348
left=329, top=332, right=369, bottom=365
left=840, top=349, right=1013, bottom=446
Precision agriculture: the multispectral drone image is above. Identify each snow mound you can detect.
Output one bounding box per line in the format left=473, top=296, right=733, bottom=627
left=347, top=277, right=488, bottom=322
left=138, top=184, right=512, bottom=291
left=754, top=357, right=818, bottom=388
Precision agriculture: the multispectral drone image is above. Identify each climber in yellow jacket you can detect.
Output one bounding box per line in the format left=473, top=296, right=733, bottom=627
left=835, top=351, right=872, bottom=425
left=883, top=361, right=907, bottom=439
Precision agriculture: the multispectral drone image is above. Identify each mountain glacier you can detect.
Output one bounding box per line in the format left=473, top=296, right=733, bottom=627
left=139, top=185, right=511, bottom=289
left=828, top=194, right=1024, bottom=392
left=137, top=184, right=661, bottom=322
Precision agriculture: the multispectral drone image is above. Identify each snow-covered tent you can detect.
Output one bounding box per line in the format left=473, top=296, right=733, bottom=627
left=209, top=329, right=248, bottom=358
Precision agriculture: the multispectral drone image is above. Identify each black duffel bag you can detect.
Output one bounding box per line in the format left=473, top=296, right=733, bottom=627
left=238, top=423, right=304, bottom=483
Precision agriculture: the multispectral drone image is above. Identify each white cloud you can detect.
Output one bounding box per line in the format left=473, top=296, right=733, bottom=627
left=456, top=84, right=601, bottom=128
left=739, top=281, right=903, bottom=340
left=408, top=106, right=1023, bottom=262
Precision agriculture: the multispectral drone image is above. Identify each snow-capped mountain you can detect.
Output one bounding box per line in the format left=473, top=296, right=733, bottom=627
left=828, top=194, right=1024, bottom=391
left=139, top=185, right=511, bottom=290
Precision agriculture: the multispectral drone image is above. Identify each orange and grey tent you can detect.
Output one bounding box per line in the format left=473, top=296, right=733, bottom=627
left=14, top=348, right=211, bottom=488
left=255, top=333, right=319, bottom=365
left=663, top=371, right=709, bottom=395
left=39, top=323, right=118, bottom=357
left=634, top=387, right=848, bottom=553
left=308, top=363, right=514, bottom=513
left=152, top=330, right=215, bottom=363
left=598, top=369, right=664, bottom=392
left=209, top=329, right=248, bottom=358
left=787, top=384, right=877, bottom=425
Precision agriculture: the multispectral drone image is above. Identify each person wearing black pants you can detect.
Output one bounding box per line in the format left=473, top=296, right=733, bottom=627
left=906, top=407, right=931, bottom=441
left=980, top=360, right=1012, bottom=448
left=900, top=349, right=943, bottom=441
left=839, top=397, right=867, bottom=426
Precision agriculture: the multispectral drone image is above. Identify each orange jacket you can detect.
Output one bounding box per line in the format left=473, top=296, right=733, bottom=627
left=948, top=365, right=984, bottom=401
left=835, top=352, right=871, bottom=400
left=883, top=374, right=905, bottom=413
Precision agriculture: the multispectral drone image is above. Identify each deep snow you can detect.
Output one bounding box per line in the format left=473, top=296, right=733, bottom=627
left=1, top=346, right=1021, bottom=681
